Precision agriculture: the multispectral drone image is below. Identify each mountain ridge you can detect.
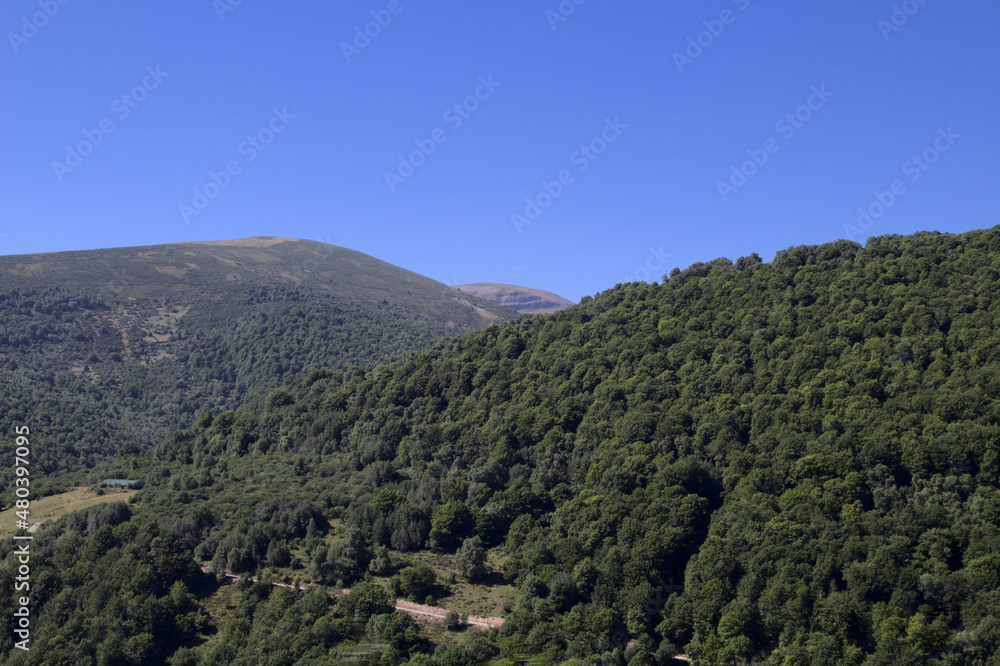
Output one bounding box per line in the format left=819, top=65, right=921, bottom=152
left=452, top=282, right=574, bottom=314
left=0, top=236, right=515, bottom=474
left=0, top=237, right=512, bottom=328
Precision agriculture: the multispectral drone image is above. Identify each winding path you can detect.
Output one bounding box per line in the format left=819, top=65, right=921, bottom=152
left=197, top=566, right=693, bottom=658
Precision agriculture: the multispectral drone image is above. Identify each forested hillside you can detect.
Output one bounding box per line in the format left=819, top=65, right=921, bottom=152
left=0, top=237, right=513, bottom=479
left=3, top=226, right=999, bottom=664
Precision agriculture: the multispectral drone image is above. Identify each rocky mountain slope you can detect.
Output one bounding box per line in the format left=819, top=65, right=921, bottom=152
left=452, top=283, right=573, bottom=314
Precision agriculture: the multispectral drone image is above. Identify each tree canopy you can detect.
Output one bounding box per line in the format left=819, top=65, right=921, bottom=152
left=4, top=226, right=1000, bottom=663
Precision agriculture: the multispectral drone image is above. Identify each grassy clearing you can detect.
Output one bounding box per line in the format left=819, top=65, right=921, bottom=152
left=398, top=548, right=517, bottom=619
left=0, top=487, right=137, bottom=536
left=436, top=577, right=518, bottom=620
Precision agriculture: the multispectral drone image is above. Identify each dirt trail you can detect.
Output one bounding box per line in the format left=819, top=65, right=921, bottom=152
left=393, top=599, right=503, bottom=629
left=196, top=566, right=686, bottom=655
left=200, top=565, right=504, bottom=629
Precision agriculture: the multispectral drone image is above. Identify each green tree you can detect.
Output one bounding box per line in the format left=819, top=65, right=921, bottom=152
left=367, top=611, right=423, bottom=664
left=429, top=501, right=474, bottom=551
left=393, top=564, right=437, bottom=601
left=455, top=536, right=488, bottom=582
left=337, top=582, right=393, bottom=619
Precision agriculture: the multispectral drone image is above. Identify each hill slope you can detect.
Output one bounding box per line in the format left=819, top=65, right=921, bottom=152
left=452, top=283, right=574, bottom=314
left=0, top=237, right=514, bottom=475
left=5, top=226, right=1000, bottom=664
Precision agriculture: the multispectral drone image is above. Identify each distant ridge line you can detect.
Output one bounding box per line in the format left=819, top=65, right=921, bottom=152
left=452, top=282, right=574, bottom=315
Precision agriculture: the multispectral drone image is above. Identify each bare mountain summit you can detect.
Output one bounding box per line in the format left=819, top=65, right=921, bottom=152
left=452, top=283, right=574, bottom=314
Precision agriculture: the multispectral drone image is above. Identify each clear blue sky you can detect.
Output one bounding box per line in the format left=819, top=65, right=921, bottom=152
left=2, top=0, right=998, bottom=302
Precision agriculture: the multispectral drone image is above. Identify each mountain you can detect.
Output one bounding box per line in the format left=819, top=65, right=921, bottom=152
left=0, top=237, right=511, bottom=328
left=0, top=237, right=514, bottom=475
left=5, top=226, right=1000, bottom=664
left=452, top=283, right=574, bottom=314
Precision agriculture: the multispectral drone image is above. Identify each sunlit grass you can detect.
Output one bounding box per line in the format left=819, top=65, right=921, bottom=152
left=0, top=486, right=137, bottom=536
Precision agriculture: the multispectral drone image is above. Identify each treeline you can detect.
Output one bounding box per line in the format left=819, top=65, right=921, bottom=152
left=6, top=226, right=1000, bottom=663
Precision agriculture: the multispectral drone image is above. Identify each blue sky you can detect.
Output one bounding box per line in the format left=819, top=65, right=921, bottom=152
left=1, top=0, right=998, bottom=302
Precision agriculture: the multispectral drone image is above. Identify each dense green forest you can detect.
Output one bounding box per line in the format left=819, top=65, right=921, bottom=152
left=3, top=226, right=1000, bottom=664
left=0, top=238, right=512, bottom=481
